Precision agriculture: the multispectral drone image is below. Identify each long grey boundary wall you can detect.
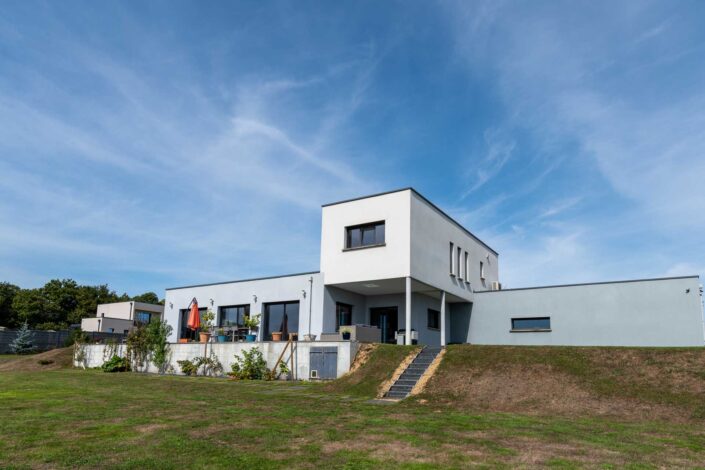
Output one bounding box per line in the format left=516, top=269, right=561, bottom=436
left=75, top=341, right=359, bottom=379
left=470, top=276, right=704, bottom=346
left=0, top=330, right=126, bottom=353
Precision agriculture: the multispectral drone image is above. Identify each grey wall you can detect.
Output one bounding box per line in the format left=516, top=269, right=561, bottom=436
left=469, top=276, right=704, bottom=347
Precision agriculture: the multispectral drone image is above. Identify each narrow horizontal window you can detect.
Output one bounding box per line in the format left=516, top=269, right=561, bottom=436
left=345, top=221, right=385, bottom=249
left=511, top=317, right=551, bottom=332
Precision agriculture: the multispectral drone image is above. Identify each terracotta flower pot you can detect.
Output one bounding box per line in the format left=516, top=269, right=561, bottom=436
left=271, top=332, right=282, bottom=341
left=199, top=332, right=211, bottom=343
left=178, top=338, right=189, bottom=344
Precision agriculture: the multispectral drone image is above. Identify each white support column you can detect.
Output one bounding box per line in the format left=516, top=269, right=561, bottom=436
left=405, top=276, right=412, bottom=345
left=440, top=290, right=446, bottom=346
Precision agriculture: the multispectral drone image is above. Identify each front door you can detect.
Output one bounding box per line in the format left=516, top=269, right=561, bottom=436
left=370, top=307, right=399, bottom=344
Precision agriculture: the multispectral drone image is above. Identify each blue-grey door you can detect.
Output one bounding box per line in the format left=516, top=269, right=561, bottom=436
left=310, top=347, right=338, bottom=379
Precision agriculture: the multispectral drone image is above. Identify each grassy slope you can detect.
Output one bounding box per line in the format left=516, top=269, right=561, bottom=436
left=322, top=344, right=418, bottom=397
left=1, top=369, right=705, bottom=468
left=0, top=347, right=74, bottom=372
left=420, top=345, right=705, bottom=420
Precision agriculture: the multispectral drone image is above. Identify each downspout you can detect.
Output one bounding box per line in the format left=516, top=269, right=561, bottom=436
left=308, top=276, right=314, bottom=336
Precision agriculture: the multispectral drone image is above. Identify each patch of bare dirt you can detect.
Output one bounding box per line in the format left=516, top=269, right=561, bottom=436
left=0, top=347, right=74, bottom=372
left=426, top=363, right=689, bottom=422
left=346, top=343, right=378, bottom=374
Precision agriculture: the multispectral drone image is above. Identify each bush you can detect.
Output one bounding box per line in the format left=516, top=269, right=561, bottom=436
left=64, top=328, right=89, bottom=347
left=229, top=347, right=271, bottom=380
left=177, top=354, right=223, bottom=377
left=146, top=320, right=172, bottom=374
left=101, top=355, right=130, bottom=373
left=37, top=359, right=54, bottom=366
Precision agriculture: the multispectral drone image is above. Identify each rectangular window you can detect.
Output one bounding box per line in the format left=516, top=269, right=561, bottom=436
left=179, top=307, right=207, bottom=339
left=263, top=301, right=300, bottom=340
left=480, top=261, right=485, bottom=279
left=107, top=328, right=114, bottom=333
left=464, top=252, right=469, bottom=282
left=511, top=317, right=551, bottom=332
left=449, top=242, right=454, bottom=275
left=335, top=303, right=353, bottom=332
left=135, top=310, right=153, bottom=325
left=427, top=309, right=440, bottom=330
left=457, top=246, right=462, bottom=278
left=219, top=304, right=250, bottom=327
left=345, top=221, right=385, bottom=249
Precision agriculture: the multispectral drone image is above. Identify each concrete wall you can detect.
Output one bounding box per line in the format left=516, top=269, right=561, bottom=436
left=469, top=276, right=705, bottom=346
left=320, top=190, right=411, bottom=285
left=95, top=302, right=133, bottom=321
left=76, top=341, right=359, bottom=379
left=81, top=317, right=134, bottom=334
left=410, top=191, right=499, bottom=300
left=163, top=273, right=324, bottom=342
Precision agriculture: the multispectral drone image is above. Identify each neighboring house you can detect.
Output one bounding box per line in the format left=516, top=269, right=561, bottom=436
left=81, top=301, right=164, bottom=334
left=163, top=188, right=705, bottom=347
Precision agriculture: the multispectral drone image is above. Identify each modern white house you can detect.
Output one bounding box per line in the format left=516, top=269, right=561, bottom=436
left=81, top=301, right=164, bottom=334
left=163, top=188, right=705, bottom=348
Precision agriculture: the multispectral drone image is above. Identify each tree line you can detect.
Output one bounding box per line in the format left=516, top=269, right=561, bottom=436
left=0, top=279, right=163, bottom=330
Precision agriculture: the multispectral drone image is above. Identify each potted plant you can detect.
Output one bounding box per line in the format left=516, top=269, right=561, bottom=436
left=217, top=328, right=227, bottom=343
left=271, top=331, right=283, bottom=341
left=244, top=314, right=260, bottom=342
left=199, top=310, right=215, bottom=342
left=340, top=326, right=352, bottom=341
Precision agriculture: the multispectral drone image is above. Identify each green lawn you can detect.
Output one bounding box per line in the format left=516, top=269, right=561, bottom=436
left=0, top=354, right=19, bottom=362
left=1, top=369, right=704, bottom=469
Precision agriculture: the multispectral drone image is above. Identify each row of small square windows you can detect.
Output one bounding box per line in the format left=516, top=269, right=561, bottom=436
left=449, top=242, right=484, bottom=282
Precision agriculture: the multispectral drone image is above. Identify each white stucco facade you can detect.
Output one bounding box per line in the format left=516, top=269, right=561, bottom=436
left=160, top=188, right=704, bottom=348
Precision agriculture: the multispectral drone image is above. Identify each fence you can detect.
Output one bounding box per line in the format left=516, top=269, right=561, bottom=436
left=0, top=329, right=127, bottom=354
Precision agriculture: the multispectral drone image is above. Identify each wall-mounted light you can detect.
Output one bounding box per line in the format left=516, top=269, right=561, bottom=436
left=253, top=294, right=257, bottom=303
left=302, top=290, right=307, bottom=298
left=686, top=288, right=691, bottom=293
left=209, top=298, right=214, bottom=306
left=169, top=302, right=173, bottom=309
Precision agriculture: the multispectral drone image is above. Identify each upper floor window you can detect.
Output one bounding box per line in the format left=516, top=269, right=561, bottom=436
left=346, top=221, right=385, bottom=249
left=464, top=252, right=470, bottom=282
left=480, top=261, right=485, bottom=280
left=457, top=246, right=462, bottom=278
left=135, top=310, right=153, bottom=324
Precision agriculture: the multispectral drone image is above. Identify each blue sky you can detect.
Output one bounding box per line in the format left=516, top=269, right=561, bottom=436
left=1, top=1, right=704, bottom=296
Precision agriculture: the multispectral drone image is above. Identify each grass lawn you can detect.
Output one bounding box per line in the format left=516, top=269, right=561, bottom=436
left=0, top=354, right=18, bottom=362
left=1, top=368, right=705, bottom=469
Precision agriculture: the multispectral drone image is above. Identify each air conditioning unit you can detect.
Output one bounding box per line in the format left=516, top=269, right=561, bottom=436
left=491, top=281, right=502, bottom=291
left=310, top=369, right=319, bottom=379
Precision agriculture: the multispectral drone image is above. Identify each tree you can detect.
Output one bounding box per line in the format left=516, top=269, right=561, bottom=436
left=132, top=292, right=160, bottom=305
left=69, top=284, right=121, bottom=325
left=0, top=282, right=20, bottom=327
left=10, top=321, right=36, bottom=354
left=42, top=279, right=79, bottom=327
left=11, top=288, right=46, bottom=327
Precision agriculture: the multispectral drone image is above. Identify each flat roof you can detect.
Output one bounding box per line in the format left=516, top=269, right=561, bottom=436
left=166, top=271, right=320, bottom=291
left=475, top=275, right=700, bottom=293
left=322, top=187, right=498, bottom=256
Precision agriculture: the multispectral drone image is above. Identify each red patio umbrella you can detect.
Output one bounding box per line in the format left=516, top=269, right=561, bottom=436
left=187, top=299, right=200, bottom=331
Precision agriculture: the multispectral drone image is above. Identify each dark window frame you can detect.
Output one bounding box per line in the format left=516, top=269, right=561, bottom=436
left=335, top=302, right=353, bottom=332
left=427, top=309, right=440, bottom=330
left=218, top=304, right=250, bottom=327
left=135, top=310, right=153, bottom=325
left=263, top=301, right=300, bottom=340
left=345, top=221, right=385, bottom=250
left=511, top=317, right=551, bottom=332
left=449, top=242, right=455, bottom=276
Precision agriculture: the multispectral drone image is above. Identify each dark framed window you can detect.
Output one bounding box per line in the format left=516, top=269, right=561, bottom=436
left=219, top=304, right=249, bottom=327
left=511, top=317, right=551, bottom=332
left=345, top=221, right=385, bottom=249
left=427, top=309, right=440, bottom=330
left=336, top=303, right=353, bottom=331
left=480, top=261, right=485, bottom=279
left=457, top=246, right=462, bottom=278
left=449, top=242, right=454, bottom=275
left=263, top=301, right=300, bottom=340
left=179, top=307, right=207, bottom=339
left=135, top=310, right=153, bottom=325
left=464, top=252, right=469, bottom=282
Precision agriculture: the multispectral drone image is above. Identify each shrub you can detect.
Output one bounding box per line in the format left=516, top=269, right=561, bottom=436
left=229, top=347, right=271, bottom=380
left=178, top=354, right=223, bottom=377
left=146, top=320, right=172, bottom=374
left=64, top=328, right=89, bottom=347
left=37, top=359, right=54, bottom=366
left=102, top=355, right=130, bottom=373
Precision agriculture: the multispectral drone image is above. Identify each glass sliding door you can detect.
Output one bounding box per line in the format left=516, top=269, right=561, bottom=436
left=370, top=307, right=398, bottom=344
left=179, top=308, right=206, bottom=339
left=263, top=302, right=300, bottom=340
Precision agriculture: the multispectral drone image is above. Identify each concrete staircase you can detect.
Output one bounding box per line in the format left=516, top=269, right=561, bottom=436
left=385, top=346, right=443, bottom=399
